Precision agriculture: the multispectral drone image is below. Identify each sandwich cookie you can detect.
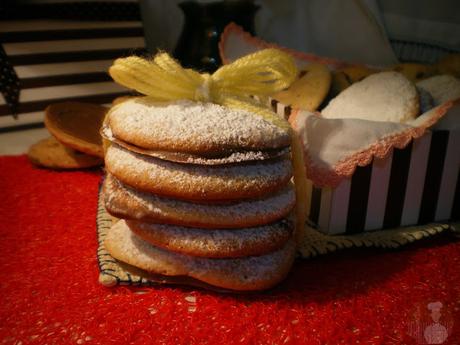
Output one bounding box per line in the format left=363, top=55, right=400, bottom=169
left=105, top=220, right=296, bottom=291
left=103, top=174, right=295, bottom=228
left=101, top=125, right=290, bottom=165
left=107, top=98, right=290, bottom=155
left=105, top=144, right=293, bottom=201
left=126, top=218, right=293, bottom=258
left=322, top=71, right=420, bottom=123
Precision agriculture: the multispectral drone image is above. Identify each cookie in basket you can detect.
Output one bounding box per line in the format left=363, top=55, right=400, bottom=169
left=330, top=66, right=377, bottom=95
left=417, top=74, right=460, bottom=105
left=391, top=63, right=436, bottom=82
left=273, top=63, right=331, bottom=111
left=322, top=71, right=420, bottom=123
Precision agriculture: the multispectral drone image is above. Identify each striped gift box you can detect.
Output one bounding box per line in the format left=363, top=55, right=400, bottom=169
left=308, top=129, right=459, bottom=235
left=272, top=100, right=459, bottom=235
left=0, top=19, right=145, bottom=132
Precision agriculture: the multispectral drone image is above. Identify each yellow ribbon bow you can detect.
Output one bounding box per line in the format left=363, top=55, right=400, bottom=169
left=109, top=48, right=297, bottom=131
left=108, top=49, right=307, bottom=243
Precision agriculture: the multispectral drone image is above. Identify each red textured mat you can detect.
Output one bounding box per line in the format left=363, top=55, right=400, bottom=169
left=0, top=155, right=459, bottom=345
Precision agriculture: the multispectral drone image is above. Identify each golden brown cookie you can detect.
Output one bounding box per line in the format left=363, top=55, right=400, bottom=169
left=103, top=174, right=296, bottom=229
left=391, top=63, right=436, bottom=82
left=273, top=63, right=331, bottom=111
left=436, top=53, right=460, bottom=78
left=326, top=66, right=378, bottom=110
left=45, top=102, right=108, bottom=158
left=115, top=261, right=247, bottom=293
left=126, top=218, right=293, bottom=258
left=101, top=125, right=290, bottom=165
left=105, top=144, right=293, bottom=201
left=28, top=136, right=103, bottom=169
left=105, top=220, right=296, bottom=291
left=341, top=66, right=377, bottom=82
left=330, top=66, right=377, bottom=95
left=330, top=71, right=352, bottom=95
left=107, top=98, right=290, bottom=155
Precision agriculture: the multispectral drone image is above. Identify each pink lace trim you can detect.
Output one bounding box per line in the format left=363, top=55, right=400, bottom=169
left=291, top=100, right=459, bottom=188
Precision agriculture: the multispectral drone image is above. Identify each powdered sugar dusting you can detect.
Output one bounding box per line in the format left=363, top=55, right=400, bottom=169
left=102, top=125, right=290, bottom=165
left=183, top=149, right=290, bottom=164
left=105, top=144, right=293, bottom=200
left=108, top=98, right=290, bottom=152
left=103, top=174, right=295, bottom=228
left=106, top=220, right=296, bottom=289
left=322, top=71, right=419, bottom=123
left=126, top=218, right=292, bottom=258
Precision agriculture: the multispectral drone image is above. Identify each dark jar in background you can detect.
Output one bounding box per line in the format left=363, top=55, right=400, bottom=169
left=173, top=0, right=258, bottom=73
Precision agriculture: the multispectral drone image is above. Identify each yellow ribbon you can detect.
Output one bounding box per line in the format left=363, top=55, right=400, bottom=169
left=109, top=49, right=297, bottom=131
left=108, top=49, right=307, bottom=243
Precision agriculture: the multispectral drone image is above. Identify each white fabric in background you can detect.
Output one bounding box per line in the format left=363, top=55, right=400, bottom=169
left=139, top=0, right=460, bottom=66
left=378, top=0, right=460, bottom=62
left=254, top=0, right=397, bottom=66
left=379, top=0, right=460, bottom=50
left=140, top=0, right=399, bottom=66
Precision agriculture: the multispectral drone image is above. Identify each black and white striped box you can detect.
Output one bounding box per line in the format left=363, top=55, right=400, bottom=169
left=272, top=100, right=459, bottom=235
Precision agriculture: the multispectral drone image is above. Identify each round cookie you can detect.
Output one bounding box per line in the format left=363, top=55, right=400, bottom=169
left=28, top=136, right=103, bottom=169
left=105, top=144, right=293, bottom=201
left=391, top=63, right=435, bottom=82
left=273, top=63, right=331, bottom=111
left=105, top=220, right=296, bottom=291
left=126, top=218, right=293, bottom=258
left=417, top=75, right=460, bottom=105
left=322, top=71, right=420, bottom=123
left=107, top=98, right=290, bottom=155
left=101, top=125, right=290, bottom=165
left=103, top=174, right=296, bottom=228
left=45, top=102, right=107, bottom=157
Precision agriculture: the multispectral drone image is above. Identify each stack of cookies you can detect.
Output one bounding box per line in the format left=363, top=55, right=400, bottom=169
left=102, top=98, right=297, bottom=291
